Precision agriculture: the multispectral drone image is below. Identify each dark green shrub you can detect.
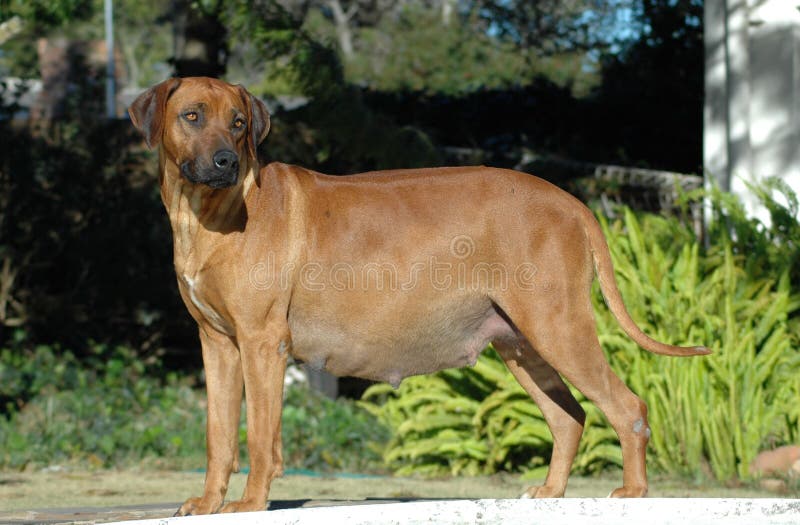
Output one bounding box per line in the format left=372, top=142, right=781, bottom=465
left=0, top=342, right=206, bottom=469
left=282, top=384, right=389, bottom=473
left=0, top=342, right=389, bottom=472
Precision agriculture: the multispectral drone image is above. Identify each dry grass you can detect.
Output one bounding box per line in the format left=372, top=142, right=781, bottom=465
left=0, top=468, right=791, bottom=513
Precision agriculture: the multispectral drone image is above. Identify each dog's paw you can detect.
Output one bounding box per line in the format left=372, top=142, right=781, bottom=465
left=220, top=497, right=267, bottom=513
left=174, top=496, right=223, bottom=516
left=608, top=485, right=648, bottom=498
left=520, top=485, right=565, bottom=498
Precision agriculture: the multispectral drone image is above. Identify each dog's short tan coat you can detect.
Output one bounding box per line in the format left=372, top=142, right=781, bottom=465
left=129, top=77, right=709, bottom=515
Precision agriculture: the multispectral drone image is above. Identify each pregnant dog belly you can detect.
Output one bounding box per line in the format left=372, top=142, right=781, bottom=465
left=288, top=302, right=514, bottom=384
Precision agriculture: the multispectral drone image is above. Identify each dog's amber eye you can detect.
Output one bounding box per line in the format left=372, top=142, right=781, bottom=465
left=233, top=118, right=245, bottom=130
left=184, top=111, right=198, bottom=122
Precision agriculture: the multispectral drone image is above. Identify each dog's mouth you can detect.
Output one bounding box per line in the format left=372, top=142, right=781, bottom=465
left=205, top=177, right=237, bottom=189
left=180, top=161, right=238, bottom=189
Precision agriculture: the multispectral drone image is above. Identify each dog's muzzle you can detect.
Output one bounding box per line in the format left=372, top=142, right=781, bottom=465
left=181, top=149, right=240, bottom=188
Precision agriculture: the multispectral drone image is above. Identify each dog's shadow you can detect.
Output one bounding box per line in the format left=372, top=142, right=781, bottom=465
left=268, top=497, right=445, bottom=511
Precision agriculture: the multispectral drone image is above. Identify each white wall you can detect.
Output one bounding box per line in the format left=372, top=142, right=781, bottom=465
left=704, top=0, right=800, bottom=216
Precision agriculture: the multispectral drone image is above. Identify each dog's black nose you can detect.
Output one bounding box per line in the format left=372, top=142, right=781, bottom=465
left=213, top=149, right=239, bottom=171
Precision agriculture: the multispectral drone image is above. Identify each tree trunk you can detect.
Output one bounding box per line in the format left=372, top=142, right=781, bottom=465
left=0, top=16, right=23, bottom=45
left=441, top=0, right=455, bottom=26
left=327, top=0, right=356, bottom=60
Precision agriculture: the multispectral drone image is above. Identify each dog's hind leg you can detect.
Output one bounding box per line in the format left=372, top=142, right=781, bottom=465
left=496, top=267, right=650, bottom=498
left=507, top=302, right=650, bottom=497
left=494, top=339, right=585, bottom=498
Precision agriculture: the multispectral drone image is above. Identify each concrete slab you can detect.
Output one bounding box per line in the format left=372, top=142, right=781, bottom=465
left=0, top=499, right=406, bottom=524
left=6, top=498, right=797, bottom=525
left=115, top=499, right=799, bottom=525
left=0, top=502, right=179, bottom=525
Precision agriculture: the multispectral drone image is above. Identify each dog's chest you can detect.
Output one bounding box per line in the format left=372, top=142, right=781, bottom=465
left=180, top=274, right=233, bottom=335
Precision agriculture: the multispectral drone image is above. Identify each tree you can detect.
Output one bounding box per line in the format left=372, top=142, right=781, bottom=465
left=295, top=0, right=604, bottom=95
left=342, top=5, right=537, bottom=94
left=0, top=0, right=95, bottom=30
left=586, top=0, right=704, bottom=172
left=470, top=0, right=631, bottom=56
left=170, top=0, right=228, bottom=77
left=115, top=0, right=172, bottom=87
left=272, top=0, right=400, bottom=60
left=0, top=0, right=173, bottom=87
left=0, top=0, right=95, bottom=77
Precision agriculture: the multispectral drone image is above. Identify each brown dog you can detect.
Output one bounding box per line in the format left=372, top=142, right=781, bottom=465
left=129, top=77, right=709, bottom=515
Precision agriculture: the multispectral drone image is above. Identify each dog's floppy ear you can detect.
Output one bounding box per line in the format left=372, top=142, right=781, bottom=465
left=128, top=77, right=181, bottom=149
left=237, top=85, right=271, bottom=160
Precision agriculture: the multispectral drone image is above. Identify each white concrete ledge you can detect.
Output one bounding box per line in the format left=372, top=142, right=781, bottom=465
left=111, top=498, right=800, bottom=525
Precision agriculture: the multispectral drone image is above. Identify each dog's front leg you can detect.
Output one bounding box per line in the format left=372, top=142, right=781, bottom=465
left=220, top=321, right=289, bottom=513
left=176, top=327, right=243, bottom=516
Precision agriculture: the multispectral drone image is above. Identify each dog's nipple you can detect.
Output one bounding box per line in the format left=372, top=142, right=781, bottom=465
left=388, top=373, right=402, bottom=390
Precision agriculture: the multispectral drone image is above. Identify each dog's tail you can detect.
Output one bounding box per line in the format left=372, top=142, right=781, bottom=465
left=581, top=207, right=711, bottom=357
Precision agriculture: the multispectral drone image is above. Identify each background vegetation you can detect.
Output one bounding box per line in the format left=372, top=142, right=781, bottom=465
left=2, top=185, right=797, bottom=487
left=0, top=340, right=388, bottom=472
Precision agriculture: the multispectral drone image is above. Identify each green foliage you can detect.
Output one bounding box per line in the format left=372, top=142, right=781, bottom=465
left=223, top=1, right=441, bottom=173
left=299, top=4, right=595, bottom=97
left=362, top=185, right=800, bottom=483
left=0, top=0, right=94, bottom=29
left=596, top=208, right=800, bottom=482
left=0, top=342, right=205, bottom=469
left=0, top=340, right=388, bottom=472
left=224, top=0, right=344, bottom=100
left=282, top=384, right=389, bottom=473
left=361, top=364, right=492, bottom=477
left=698, top=178, right=800, bottom=287
left=360, top=351, right=620, bottom=478
left=335, top=7, right=532, bottom=95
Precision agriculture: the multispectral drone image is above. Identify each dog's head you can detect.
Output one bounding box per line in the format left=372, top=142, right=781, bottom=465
left=129, top=77, right=270, bottom=189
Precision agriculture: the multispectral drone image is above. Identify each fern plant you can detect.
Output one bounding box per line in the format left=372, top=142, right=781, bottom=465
left=598, top=209, right=800, bottom=481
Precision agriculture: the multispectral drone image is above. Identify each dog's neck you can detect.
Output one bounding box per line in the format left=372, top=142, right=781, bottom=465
left=159, top=153, right=256, bottom=277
